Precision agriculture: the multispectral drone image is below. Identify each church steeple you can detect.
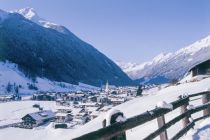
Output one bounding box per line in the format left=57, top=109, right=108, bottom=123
left=105, top=80, right=109, bottom=94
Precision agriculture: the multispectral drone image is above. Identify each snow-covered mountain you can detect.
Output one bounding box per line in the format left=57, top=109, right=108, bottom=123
left=117, top=35, right=210, bottom=84
left=0, top=8, right=133, bottom=87
left=16, top=7, right=70, bottom=34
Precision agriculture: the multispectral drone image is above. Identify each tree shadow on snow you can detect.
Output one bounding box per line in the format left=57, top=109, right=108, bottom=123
left=192, top=124, right=210, bottom=140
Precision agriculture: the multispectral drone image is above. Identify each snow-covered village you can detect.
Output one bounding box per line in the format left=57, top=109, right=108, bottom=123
left=0, top=1, right=210, bottom=140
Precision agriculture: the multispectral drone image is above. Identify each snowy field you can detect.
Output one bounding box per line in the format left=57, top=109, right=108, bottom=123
left=182, top=117, right=210, bottom=140
left=0, top=101, right=56, bottom=126
left=0, top=77, right=210, bottom=140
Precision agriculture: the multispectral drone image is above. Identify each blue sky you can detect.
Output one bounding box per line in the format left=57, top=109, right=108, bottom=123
left=1, top=0, right=210, bottom=63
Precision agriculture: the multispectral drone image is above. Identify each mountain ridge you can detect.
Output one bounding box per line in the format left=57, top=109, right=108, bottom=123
left=0, top=8, right=134, bottom=86
left=117, top=35, right=210, bottom=84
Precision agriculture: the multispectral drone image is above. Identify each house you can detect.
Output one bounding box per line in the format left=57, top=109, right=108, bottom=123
left=0, top=95, right=13, bottom=102
left=99, top=105, right=112, bottom=112
left=32, top=93, right=56, bottom=101
left=109, top=97, right=126, bottom=106
left=189, top=59, right=210, bottom=77
left=56, top=98, right=64, bottom=105
left=88, top=96, right=97, bottom=102
left=97, top=96, right=110, bottom=104
left=22, top=110, right=55, bottom=127
left=56, top=106, right=72, bottom=113
left=79, top=102, right=100, bottom=108
left=75, top=112, right=90, bottom=124
left=90, top=111, right=99, bottom=119
left=66, top=93, right=85, bottom=102
left=55, top=113, right=73, bottom=123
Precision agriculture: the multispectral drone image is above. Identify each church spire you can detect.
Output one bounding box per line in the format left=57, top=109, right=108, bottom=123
left=105, top=80, right=109, bottom=93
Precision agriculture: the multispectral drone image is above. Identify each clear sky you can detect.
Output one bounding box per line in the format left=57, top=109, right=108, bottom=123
left=0, top=0, right=210, bottom=63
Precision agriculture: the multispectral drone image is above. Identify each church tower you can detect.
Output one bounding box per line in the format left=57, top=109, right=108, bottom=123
left=105, top=80, right=109, bottom=94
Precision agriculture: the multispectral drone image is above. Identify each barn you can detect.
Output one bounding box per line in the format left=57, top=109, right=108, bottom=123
left=189, top=59, right=210, bottom=77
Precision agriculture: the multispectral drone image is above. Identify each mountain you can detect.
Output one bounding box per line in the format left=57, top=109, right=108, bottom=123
left=117, top=35, right=210, bottom=84
left=0, top=8, right=133, bottom=86
left=16, top=8, right=70, bottom=34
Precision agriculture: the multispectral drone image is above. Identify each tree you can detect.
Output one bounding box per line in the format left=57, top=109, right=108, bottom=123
left=28, top=83, right=38, bottom=90
left=171, top=79, right=178, bottom=85
left=15, top=86, right=19, bottom=94
left=6, top=82, right=12, bottom=93
left=136, top=85, right=143, bottom=96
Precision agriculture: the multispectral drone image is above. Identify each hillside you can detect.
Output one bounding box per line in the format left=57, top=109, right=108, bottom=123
left=0, top=8, right=133, bottom=87
left=117, top=35, right=210, bottom=84
left=0, top=61, right=100, bottom=94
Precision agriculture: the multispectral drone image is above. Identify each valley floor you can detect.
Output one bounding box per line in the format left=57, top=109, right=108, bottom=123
left=1, top=77, right=210, bottom=140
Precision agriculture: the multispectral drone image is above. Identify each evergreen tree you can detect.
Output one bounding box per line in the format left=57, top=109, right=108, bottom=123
left=136, top=85, right=143, bottom=96
left=6, top=82, right=12, bottom=93
left=15, top=86, right=19, bottom=94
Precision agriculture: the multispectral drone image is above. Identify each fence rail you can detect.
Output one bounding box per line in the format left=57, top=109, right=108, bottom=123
left=73, top=91, right=210, bottom=140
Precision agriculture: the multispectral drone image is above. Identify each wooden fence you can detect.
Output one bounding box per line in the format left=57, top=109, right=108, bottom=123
left=73, top=91, right=210, bottom=140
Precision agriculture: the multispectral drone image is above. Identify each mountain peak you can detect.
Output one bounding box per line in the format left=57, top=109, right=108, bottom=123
left=17, top=7, right=40, bottom=22
left=16, top=7, right=70, bottom=34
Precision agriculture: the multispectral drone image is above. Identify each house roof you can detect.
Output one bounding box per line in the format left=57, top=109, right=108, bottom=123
left=56, top=113, right=72, bottom=117
left=23, top=110, right=55, bottom=121
left=188, top=59, right=210, bottom=72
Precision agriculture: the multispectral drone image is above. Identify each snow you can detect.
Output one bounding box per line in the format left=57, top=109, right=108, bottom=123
left=187, top=105, right=195, bottom=110
left=156, top=101, right=173, bottom=110
left=152, top=53, right=172, bottom=63
left=116, top=115, right=126, bottom=123
left=0, top=101, right=56, bottom=126
left=182, top=117, right=210, bottom=140
left=17, top=8, right=40, bottom=22
left=56, top=113, right=68, bottom=117
left=1, top=77, right=210, bottom=140
left=66, top=77, right=210, bottom=140
left=117, top=35, right=210, bottom=83
left=188, top=117, right=194, bottom=123
left=205, top=88, right=210, bottom=91
left=180, top=74, right=210, bottom=83
left=15, top=7, right=69, bottom=34
left=104, top=109, right=121, bottom=126
left=0, top=61, right=99, bottom=95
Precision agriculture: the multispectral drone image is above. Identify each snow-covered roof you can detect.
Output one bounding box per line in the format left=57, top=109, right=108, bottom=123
left=56, top=113, right=72, bottom=117
left=188, top=58, right=210, bottom=71
left=109, top=97, right=125, bottom=102
left=55, top=106, right=72, bottom=110
left=23, top=110, right=55, bottom=121
left=79, top=102, right=98, bottom=106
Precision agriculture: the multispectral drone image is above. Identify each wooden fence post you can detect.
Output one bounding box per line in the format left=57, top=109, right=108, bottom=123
left=202, top=92, right=210, bottom=116
left=157, top=115, right=168, bottom=140
left=180, top=96, right=190, bottom=128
